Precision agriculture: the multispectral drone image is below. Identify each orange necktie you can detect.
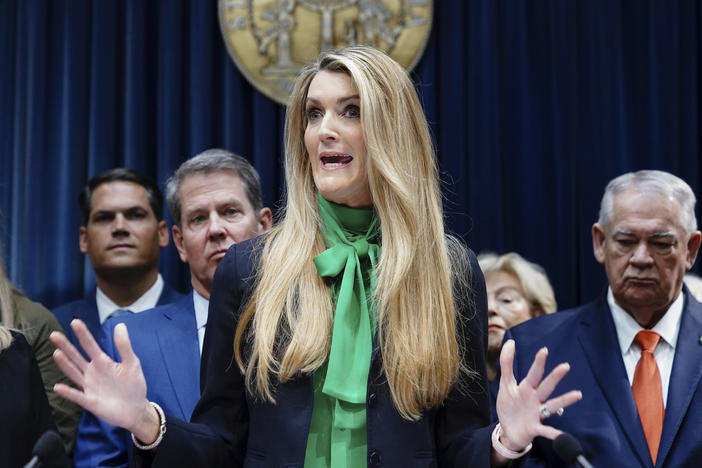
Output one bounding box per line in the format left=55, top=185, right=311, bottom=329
left=632, top=330, right=664, bottom=464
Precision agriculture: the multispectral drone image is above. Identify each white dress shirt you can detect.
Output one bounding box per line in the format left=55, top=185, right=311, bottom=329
left=609, top=287, right=683, bottom=407
left=192, top=290, right=209, bottom=355
left=96, top=274, right=165, bottom=324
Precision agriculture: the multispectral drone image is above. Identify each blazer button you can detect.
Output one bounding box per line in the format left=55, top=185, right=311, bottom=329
left=368, top=392, right=377, bottom=407
left=369, top=450, right=382, bottom=465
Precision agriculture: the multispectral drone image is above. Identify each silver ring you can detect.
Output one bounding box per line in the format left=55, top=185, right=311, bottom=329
left=539, top=404, right=551, bottom=419
left=556, top=407, right=564, bottom=416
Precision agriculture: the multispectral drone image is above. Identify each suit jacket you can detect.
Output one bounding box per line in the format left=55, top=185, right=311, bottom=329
left=136, top=238, right=493, bottom=468
left=52, top=283, right=183, bottom=353
left=502, top=289, right=702, bottom=468
left=74, top=293, right=201, bottom=468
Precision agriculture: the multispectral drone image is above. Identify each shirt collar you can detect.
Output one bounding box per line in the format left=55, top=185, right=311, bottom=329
left=192, top=289, right=209, bottom=330
left=608, top=286, right=683, bottom=354
left=96, top=274, right=165, bottom=324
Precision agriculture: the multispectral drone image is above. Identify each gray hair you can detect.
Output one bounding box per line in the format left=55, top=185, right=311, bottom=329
left=478, top=252, right=557, bottom=316
left=165, top=149, right=264, bottom=228
left=598, top=170, right=697, bottom=233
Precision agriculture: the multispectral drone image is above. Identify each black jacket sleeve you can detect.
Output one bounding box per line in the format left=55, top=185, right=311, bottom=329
left=136, top=240, right=258, bottom=468
left=435, top=248, right=494, bottom=466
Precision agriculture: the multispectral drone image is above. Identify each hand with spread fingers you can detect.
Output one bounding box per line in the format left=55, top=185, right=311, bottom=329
left=493, top=339, right=583, bottom=462
left=49, top=319, right=161, bottom=445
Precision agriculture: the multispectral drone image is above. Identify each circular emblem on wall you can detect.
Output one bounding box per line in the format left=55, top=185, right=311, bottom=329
left=218, top=0, right=433, bottom=105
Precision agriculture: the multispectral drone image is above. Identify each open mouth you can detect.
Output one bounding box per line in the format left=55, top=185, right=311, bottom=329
left=320, top=154, right=353, bottom=168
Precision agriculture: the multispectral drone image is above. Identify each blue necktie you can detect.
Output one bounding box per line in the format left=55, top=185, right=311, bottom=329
left=108, top=308, right=133, bottom=320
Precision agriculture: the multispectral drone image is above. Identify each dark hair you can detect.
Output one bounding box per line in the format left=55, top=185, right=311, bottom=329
left=78, top=168, right=164, bottom=225
left=165, top=149, right=264, bottom=228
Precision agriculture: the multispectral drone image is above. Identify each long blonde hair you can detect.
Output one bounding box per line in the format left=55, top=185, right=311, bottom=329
left=234, top=46, right=472, bottom=420
left=0, top=240, right=16, bottom=351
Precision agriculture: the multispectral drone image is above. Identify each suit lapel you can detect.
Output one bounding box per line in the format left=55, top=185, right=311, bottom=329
left=577, top=298, right=652, bottom=467
left=156, top=295, right=201, bottom=419
left=80, top=292, right=102, bottom=340
left=655, top=291, right=702, bottom=467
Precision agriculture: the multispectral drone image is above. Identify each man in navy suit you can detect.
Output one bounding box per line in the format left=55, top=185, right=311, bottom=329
left=53, top=168, right=182, bottom=352
left=500, top=170, right=702, bottom=467
left=73, top=149, right=272, bottom=468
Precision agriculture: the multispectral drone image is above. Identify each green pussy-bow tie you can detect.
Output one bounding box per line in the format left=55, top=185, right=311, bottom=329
left=313, top=194, right=380, bottom=429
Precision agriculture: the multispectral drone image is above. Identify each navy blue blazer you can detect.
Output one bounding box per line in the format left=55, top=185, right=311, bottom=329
left=74, top=294, right=201, bottom=468
left=136, top=238, right=492, bottom=467
left=502, top=289, right=702, bottom=468
left=52, top=283, right=183, bottom=352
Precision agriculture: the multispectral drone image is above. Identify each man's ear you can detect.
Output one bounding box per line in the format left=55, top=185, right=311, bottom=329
left=157, top=220, right=169, bottom=248
left=685, top=231, right=702, bottom=270
left=592, top=223, right=607, bottom=264
left=79, top=226, right=88, bottom=254
left=172, top=225, right=188, bottom=263
left=258, top=207, right=273, bottom=234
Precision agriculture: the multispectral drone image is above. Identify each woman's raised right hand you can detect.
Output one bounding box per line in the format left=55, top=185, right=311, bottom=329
left=50, top=319, right=161, bottom=444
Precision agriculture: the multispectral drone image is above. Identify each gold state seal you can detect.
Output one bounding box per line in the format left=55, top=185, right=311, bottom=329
left=219, top=0, right=433, bottom=105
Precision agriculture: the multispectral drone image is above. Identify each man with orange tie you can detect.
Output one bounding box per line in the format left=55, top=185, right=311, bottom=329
left=497, top=170, right=702, bottom=467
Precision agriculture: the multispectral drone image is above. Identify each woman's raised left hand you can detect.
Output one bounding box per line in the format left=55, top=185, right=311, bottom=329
left=494, top=339, right=582, bottom=458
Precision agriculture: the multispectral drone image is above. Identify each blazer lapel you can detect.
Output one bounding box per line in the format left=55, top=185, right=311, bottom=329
left=80, top=292, right=102, bottom=340
left=577, top=297, right=652, bottom=467
left=655, top=291, right=702, bottom=467
left=156, top=295, right=201, bottom=420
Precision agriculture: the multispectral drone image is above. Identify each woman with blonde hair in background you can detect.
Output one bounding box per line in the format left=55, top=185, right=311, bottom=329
left=0, top=243, right=66, bottom=466
left=51, top=46, right=581, bottom=466
left=478, top=252, right=557, bottom=381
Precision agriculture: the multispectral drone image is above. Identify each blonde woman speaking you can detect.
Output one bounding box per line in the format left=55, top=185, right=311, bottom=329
left=51, top=46, right=580, bottom=467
